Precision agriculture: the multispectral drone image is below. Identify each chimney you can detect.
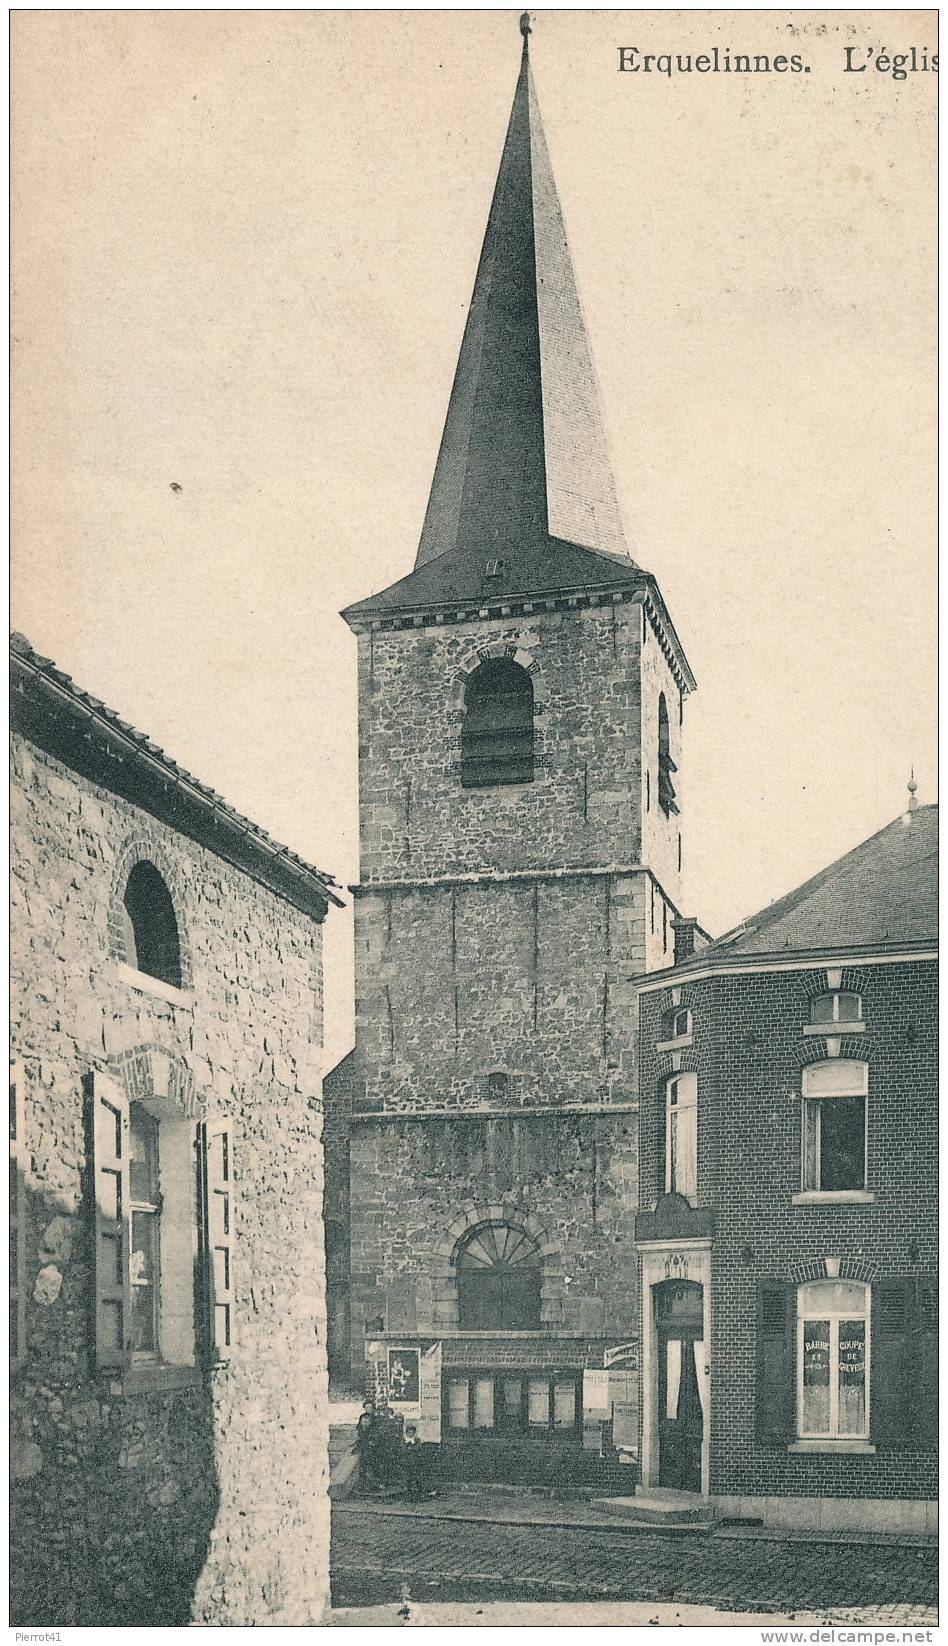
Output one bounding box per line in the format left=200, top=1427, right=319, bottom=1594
left=672, top=916, right=698, bottom=966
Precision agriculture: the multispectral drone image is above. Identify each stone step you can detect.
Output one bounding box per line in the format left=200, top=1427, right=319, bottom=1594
left=594, top=1491, right=715, bottom=1530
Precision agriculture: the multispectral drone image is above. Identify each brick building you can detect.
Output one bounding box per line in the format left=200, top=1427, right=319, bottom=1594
left=635, top=800, right=937, bottom=1533
left=324, top=27, right=698, bottom=1486
left=10, top=633, right=341, bottom=1624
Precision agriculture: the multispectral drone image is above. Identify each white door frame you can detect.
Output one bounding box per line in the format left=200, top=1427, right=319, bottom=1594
left=639, top=1240, right=712, bottom=1499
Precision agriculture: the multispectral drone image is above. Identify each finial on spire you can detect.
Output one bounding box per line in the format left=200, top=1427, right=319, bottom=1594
left=519, top=11, right=532, bottom=51
left=907, top=767, right=918, bottom=811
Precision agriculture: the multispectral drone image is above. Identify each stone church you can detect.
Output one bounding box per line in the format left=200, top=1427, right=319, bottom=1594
left=324, top=24, right=701, bottom=1489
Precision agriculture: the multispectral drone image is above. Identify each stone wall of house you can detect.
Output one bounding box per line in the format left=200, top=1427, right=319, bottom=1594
left=638, top=958, right=938, bottom=1505
left=10, top=732, right=330, bottom=1626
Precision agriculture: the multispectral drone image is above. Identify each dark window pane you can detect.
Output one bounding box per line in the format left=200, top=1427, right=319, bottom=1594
left=123, top=861, right=182, bottom=987
left=130, top=1106, right=159, bottom=1202
left=819, top=1097, right=866, bottom=1190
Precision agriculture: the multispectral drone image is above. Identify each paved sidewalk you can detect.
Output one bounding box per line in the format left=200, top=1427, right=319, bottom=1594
left=335, top=1485, right=937, bottom=1548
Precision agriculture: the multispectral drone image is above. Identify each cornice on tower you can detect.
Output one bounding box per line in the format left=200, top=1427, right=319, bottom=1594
left=343, top=16, right=694, bottom=698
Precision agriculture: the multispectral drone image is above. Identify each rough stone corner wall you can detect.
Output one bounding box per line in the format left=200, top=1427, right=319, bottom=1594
left=10, top=730, right=331, bottom=1627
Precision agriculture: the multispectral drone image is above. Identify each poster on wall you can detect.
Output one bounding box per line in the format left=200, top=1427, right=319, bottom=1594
left=582, top=1368, right=610, bottom=1415
left=387, top=1346, right=421, bottom=1407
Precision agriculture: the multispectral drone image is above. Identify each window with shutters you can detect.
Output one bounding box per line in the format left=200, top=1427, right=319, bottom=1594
left=121, top=861, right=182, bottom=988
left=88, top=1071, right=234, bottom=1374
left=460, top=660, right=534, bottom=788
left=10, top=1060, right=27, bottom=1369
left=796, top=1280, right=869, bottom=1440
left=456, top=1223, right=542, bottom=1330
left=801, top=1061, right=868, bottom=1193
left=665, top=1072, right=697, bottom=1199
left=657, top=693, right=679, bottom=816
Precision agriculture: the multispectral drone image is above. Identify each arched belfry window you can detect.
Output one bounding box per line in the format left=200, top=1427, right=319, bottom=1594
left=658, top=693, right=679, bottom=816
left=122, top=861, right=182, bottom=988
left=456, top=1223, right=542, bottom=1330
left=461, top=660, right=534, bottom=789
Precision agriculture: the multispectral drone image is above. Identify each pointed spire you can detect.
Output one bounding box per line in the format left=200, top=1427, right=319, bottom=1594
left=414, top=23, right=632, bottom=575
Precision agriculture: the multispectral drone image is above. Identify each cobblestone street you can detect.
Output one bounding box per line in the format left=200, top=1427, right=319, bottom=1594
left=331, top=1502, right=937, bottom=1624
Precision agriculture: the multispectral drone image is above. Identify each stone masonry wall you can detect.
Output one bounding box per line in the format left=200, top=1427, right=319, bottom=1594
left=357, top=603, right=652, bottom=882
left=348, top=1110, right=639, bottom=1357
left=638, top=958, right=937, bottom=1503
left=10, top=732, right=330, bottom=1626
left=352, top=871, right=652, bottom=1114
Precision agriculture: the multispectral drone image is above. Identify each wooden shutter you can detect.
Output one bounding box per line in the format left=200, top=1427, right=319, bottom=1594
left=87, top=1071, right=131, bottom=1372
left=10, top=1060, right=27, bottom=1368
left=200, top=1117, right=235, bottom=1360
left=755, top=1281, right=794, bottom=1444
left=915, top=1281, right=938, bottom=1449
left=870, top=1278, right=914, bottom=1447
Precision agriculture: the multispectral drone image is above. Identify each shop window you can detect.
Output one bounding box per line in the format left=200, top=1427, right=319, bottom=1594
left=456, top=1222, right=542, bottom=1331
left=447, top=1377, right=470, bottom=1429
left=445, top=1371, right=581, bottom=1437
left=89, top=1070, right=234, bottom=1372
left=797, top=1279, right=869, bottom=1440
left=802, top=1061, right=867, bottom=1193
left=665, top=1072, right=697, bottom=1199
left=810, top=991, right=863, bottom=1027
left=122, top=861, right=182, bottom=988
left=461, top=660, right=534, bottom=788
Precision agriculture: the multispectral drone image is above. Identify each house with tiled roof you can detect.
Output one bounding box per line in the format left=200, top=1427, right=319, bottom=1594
left=10, top=632, right=340, bottom=1625
left=635, top=797, right=937, bottom=1533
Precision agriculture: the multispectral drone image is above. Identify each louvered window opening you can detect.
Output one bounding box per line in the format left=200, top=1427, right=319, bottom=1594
left=457, top=1223, right=542, bottom=1331
left=461, top=661, right=534, bottom=788
left=658, top=693, right=679, bottom=816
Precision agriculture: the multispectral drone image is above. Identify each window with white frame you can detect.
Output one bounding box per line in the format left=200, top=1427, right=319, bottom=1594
left=666, top=1072, right=697, bottom=1198
left=810, top=991, right=862, bottom=1028
left=797, top=1279, right=870, bottom=1439
left=89, top=1071, right=234, bottom=1373
left=661, top=1006, right=692, bottom=1043
left=801, top=1060, right=867, bottom=1193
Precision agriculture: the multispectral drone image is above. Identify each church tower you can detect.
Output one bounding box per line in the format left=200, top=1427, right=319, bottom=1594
left=326, top=20, right=695, bottom=1481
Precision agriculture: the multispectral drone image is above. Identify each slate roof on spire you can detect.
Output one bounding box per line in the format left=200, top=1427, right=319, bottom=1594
left=344, top=30, right=666, bottom=635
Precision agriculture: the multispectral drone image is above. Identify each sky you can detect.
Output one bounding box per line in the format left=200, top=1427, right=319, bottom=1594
left=12, top=10, right=936, bottom=1068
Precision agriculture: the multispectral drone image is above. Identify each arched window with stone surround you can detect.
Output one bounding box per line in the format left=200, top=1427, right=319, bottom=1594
left=461, top=659, right=534, bottom=788
left=456, top=1222, right=542, bottom=1330
left=122, top=861, right=182, bottom=988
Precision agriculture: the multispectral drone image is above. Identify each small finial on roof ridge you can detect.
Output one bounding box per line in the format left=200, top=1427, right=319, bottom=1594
left=907, top=767, right=919, bottom=811
left=519, top=11, right=532, bottom=49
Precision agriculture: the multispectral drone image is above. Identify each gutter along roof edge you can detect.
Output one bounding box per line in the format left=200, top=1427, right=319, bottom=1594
left=11, top=634, right=345, bottom=914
